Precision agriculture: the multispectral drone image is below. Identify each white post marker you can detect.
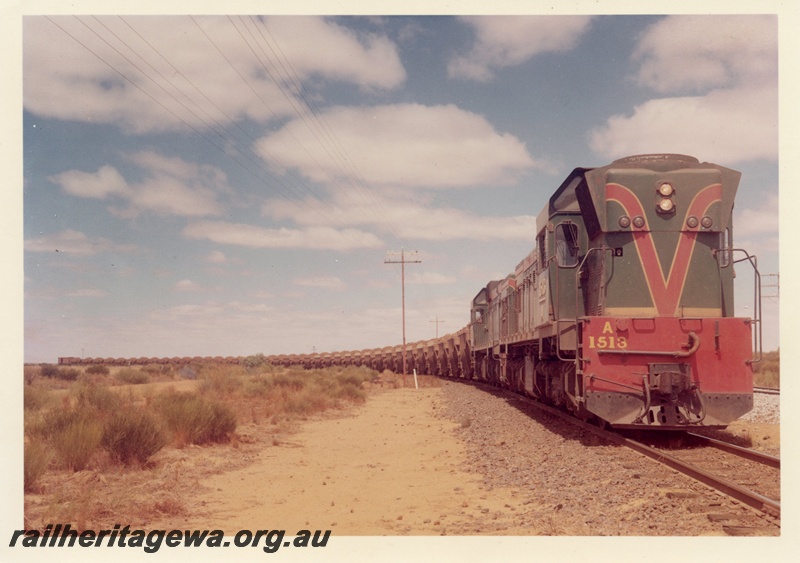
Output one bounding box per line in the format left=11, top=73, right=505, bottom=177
left=413, top=369, right=418, bottom=389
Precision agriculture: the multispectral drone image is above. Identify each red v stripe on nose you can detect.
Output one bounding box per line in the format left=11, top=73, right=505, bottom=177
left=606, top=183, right=722, bottom=316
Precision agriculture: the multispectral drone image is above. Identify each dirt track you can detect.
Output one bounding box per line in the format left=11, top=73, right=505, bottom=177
left=152, top=385, right=531, bottom=535
left=143, top=380, right=780, bottom=538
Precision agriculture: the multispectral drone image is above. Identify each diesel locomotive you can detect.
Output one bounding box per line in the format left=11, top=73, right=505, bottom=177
left=465, top=153, right=762, bottom=429
left=59, top=154, right=762, bottom=430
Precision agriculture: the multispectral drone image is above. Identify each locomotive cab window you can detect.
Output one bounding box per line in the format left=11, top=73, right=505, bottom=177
left=555, top=222, right=580, bottom=267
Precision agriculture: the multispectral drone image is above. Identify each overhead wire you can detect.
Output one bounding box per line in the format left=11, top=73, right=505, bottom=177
left=244, top=15, right=405, bottom=242
left=119, top=14, right=342, bottom=227
left=44, top=15, right=397, bottom=235
left=53, top=15, right=326, bottom=226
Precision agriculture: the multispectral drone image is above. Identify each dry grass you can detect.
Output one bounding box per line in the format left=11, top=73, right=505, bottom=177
left=152, top=390, right=236, bottom=447
left=24, top=438, right=52, bottom=492
left=23, top=362, right=383, bottom=530
left=102, top=408, right=168, bottom=466
left=753, top=349, right=779, bottom=388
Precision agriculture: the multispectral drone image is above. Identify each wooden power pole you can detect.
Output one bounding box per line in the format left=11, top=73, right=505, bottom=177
left=384, top=249, right=421, bottom=384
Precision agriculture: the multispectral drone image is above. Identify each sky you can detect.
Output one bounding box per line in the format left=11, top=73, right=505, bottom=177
left=8, top=5, right=788, bottom=364
left=2, top=3, right=799, bottom=560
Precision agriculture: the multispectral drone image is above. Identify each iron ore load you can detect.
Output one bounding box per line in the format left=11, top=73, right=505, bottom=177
left=60, top=154, right=762, bottom=431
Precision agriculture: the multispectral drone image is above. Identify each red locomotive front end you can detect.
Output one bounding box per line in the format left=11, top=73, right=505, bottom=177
left=572, top=154, right=760, bottom=429
left=580, top=316, right=754, bottom=429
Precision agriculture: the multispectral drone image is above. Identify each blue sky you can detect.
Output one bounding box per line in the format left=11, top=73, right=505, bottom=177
left=10, top=6, right=787, bottom=363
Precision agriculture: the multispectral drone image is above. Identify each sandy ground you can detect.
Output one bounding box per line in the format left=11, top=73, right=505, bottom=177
left=150, top=386, right=534, bottom=535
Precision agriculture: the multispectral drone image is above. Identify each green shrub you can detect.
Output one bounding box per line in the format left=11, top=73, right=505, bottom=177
left=153, top=391, right=236, bottom=446
left=38, top=407, right=83, bottom=438
left=114, top=368, right=150, bottom=385
left=52, top=415, right=103, bottom=471
left=73, top=382, right=122, bottom=415
left=86, top=364, right=110, bottom=376
left=24, top=438, right=52, bottom=491
left=40, top=365, right=81, bottom=381
left=57, top=368, right=81, bottom=381
left=142, top=364, right=174, bottom=377
left=242, top=353, right=268, bottom=369
left=40, top=364, right=60, bottom=378
left=102, top=408, right=167, bottom=466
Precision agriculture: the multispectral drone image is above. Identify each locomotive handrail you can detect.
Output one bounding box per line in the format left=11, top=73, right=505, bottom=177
left=730, top=248, right=762, bottom=365
left=570, top=246, right=614, bottom=367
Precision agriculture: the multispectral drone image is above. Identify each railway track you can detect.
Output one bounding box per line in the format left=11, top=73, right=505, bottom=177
left=455, top=379, right=780, bottom=533
left=754, top=386, right=780, bottom=395
left=535, top=400, right=779, bottom=519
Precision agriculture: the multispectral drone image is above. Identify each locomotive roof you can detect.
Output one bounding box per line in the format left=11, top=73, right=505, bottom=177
left=536, top=154, right=740, bottom=234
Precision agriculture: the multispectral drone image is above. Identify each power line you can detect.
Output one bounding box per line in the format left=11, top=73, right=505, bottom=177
left=44, top=15, right=408, bottom=247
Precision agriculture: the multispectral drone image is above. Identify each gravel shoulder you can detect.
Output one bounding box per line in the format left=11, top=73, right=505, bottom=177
left=145, top=381, right=779, bottom=537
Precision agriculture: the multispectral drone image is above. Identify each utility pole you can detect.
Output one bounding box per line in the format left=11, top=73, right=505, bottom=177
left=384, top=249, right=421, bottom=385
left=763, top=273, right=780, bottom=300
left=430, top=315, right=444, bottom=338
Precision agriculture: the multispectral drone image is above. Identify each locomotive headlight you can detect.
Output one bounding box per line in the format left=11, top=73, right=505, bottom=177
left=657, top=197, right=675, bottom=213
left=658, top=182, right=674, bottom=197
left=618, top=216, right=631, bottom=228
left=701, top=216, right=713, bottom=228
left=687, top=216, right=699, bottom=228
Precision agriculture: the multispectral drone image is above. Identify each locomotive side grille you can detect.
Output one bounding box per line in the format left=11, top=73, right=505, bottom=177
left=584, top=251, right=605, bottom=316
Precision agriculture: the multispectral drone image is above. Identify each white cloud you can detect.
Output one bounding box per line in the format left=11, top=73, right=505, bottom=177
left=25, top=229, right=133, bottom=256
left=174, top=279, right=201, bottom=292
left=23, top=16, right=405, bottom=134
left=735, top=194, right=779, bottom=238
left=589, top=15, right=778, bottom=166
left=449, top=16, right=594, bottom=81
left=183, top=220, right=383, bottom=251
left=263, top=17, right=406, bottom=90
left=633, top=15, right=777, bottom=93
left=150, top=303, right=225, bottom=321
left=205, top=250, right=228, bottom=264
left=263, top=187, right=536, bottom=242
left=407, top=272, right=457, bottom=285
left=588, top=86, right=777, bottom=164
left=255, top=103, right=542, bottom=190
left=50, top=165, right=128, bottom=199
left=49, top=151, right=230, bottom=217
left=295, top=276, right=345, bottom=290
left=67, top=289, right=110, bottom=298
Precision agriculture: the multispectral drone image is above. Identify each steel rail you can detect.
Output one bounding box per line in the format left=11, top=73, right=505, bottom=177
left=753, top=386, right=780, bottom=395
left=685, top=432, right=780, bottom=469
left=507, top=390, right=781, bottom=519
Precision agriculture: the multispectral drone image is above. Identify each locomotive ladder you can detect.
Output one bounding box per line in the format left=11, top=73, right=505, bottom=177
left=558, top=246, right=615, bottom=409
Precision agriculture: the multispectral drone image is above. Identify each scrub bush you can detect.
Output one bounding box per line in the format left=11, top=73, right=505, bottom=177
left=153, top=391, right=236, bottom=446
left=102, top=408, right=167, bottom=466
left=114, top=368, right=150, bottom=385
left=24, top=438, right=52, bottom=491
left=86, top=365, right=110, bottom=376
left=52, top=415, right=104, bottom=471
